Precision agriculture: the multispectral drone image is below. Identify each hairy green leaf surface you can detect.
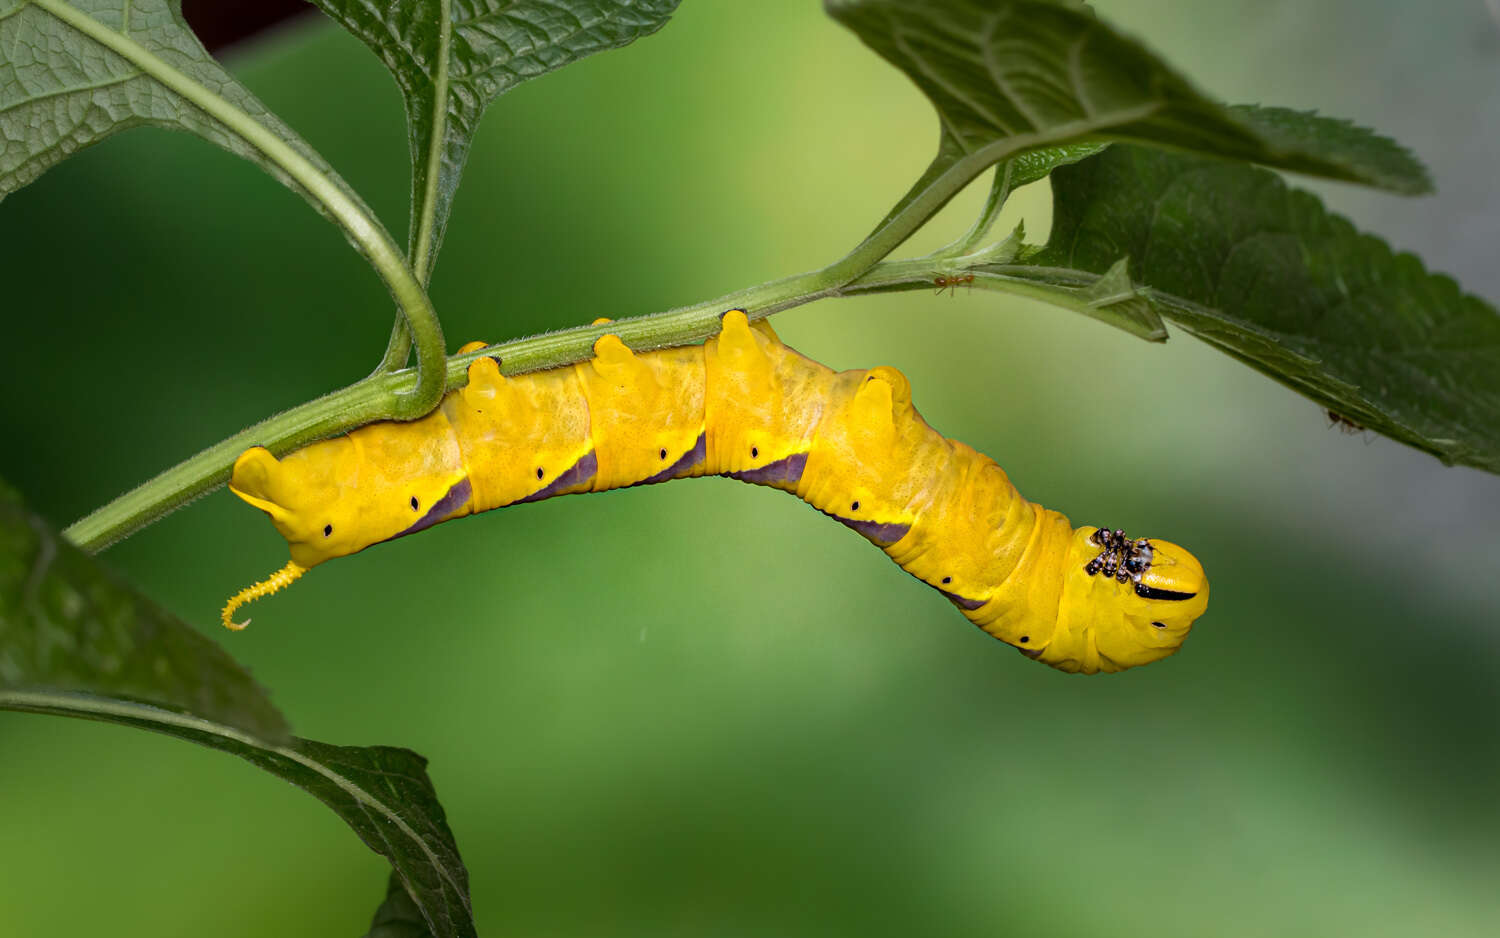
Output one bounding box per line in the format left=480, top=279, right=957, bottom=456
left=1005, top=139, right=1111, bottom=191
left=306, top=0, right=681, bottom=281
left=827, top=0, right=1430, bottom=231
left=0, top=476, right=288, bottom=740
left=0, top=0, right=379, bottom=238
left=1, top=477, right=472, bottom=936
left=1030, top=145, right=1500, bottom=472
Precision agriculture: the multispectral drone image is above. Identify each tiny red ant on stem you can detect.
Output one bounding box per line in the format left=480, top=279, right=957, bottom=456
left=933, top=272, right=974, bottom=296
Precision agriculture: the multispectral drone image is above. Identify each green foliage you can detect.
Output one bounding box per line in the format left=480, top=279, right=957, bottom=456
left=0, top=0, right=376, bottom=244
left=825, top=0, right=1430, bottom=239
left=1031, top=144, right=1500, bottom=472
left=0, top=477, right=288, bottom=740
left=228, top=738, right=472, bottom=938
left=1, top=0, right=1495, bottom=934
left=0, top=476, right=471, bottom=936
left=305, top=0, right=681, bottom=282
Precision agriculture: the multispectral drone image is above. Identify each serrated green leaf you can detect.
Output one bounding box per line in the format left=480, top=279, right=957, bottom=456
left=306, top=0, right=681, bottom=281
left=1227, top=104, right=1431, bottom=194
left=1030, top=145, right=1500, bottom=472
left=0, top=476, right=288, bottom=741
left=826, top=0, right=1431, bottom=230
left=0, top=0, right=383, bottom=245
left=1006, top=140, right=1112, bottom=191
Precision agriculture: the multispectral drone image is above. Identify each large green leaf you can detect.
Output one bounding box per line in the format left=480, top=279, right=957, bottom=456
left=0, top=477, right=473, bottom=937
left=0, top=0, right=384, bottom=248
left=306, top=0, right=681, bottom=282
left=827, top=0, right=1430, bottom=233
left=0, top=477, right=288, bottom=739
left=1027, top=145, right=1500, bottom=473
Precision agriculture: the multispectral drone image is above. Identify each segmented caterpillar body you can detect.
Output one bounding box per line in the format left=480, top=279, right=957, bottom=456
left=227, top=311, right=1208, bottom=673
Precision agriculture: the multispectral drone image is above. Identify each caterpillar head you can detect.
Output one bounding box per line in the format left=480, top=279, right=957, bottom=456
left=1040, top=527, right=1209, bottom=673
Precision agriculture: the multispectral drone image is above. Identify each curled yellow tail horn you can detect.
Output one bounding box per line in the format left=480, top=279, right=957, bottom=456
left=221, top=561, right=306, bottom=631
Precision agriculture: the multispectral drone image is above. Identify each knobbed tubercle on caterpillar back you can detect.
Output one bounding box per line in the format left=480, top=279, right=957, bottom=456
left=222, top=309, right=1208, bottom=673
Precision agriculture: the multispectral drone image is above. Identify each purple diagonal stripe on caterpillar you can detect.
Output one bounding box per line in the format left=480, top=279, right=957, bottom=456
left=937, top=586, right=987, bottom=611
left=727, top=451, right=808, bottom=485
left=394, top=477, right=472, bottom=539
left=830, top=515, right=910, bottom=547
left=636, top=433, right=708, bottom=486
left=516, top=451, right=599, bottom=504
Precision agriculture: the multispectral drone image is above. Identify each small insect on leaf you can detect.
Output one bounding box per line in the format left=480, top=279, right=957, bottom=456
left=1326, top=409, right=1367, bottom=434
left=932, top=272, right=975, bottom=296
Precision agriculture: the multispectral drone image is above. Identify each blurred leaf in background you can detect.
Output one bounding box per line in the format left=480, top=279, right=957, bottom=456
left=1, top=1, right=1497, bottom=937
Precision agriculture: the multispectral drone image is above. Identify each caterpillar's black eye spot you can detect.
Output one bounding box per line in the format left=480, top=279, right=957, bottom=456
left=1152, top=621, right=1167, bottom=629
left=851, top=500, right=860, bottom=512
left=323, top=524, right=333, bottom=538
left=1019, top=635, right=1029, bottom=644
left=536, top=467, right=544, bottom=479
left=659, top=448, right=668, bottom=460
left=410, top=496, right=419, bottom=511
left=751, top=446, right=759, bottom=459
left=941, top=576, right=951, bottom=585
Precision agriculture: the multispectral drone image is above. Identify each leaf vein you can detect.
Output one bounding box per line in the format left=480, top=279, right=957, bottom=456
left=0, top=71, right=142, bottom=117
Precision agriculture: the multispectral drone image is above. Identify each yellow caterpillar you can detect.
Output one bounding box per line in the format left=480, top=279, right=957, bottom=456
left=225, top=311, right=1208, bottom=673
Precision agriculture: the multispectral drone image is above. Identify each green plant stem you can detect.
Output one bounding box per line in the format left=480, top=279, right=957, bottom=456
left=374, top=0, right=454, bottom=377
left=61, top=256, right=1105, bottom=552
left=64, top=133, right=1032, bottom=552
left=30, top=0, right=446, bottom=417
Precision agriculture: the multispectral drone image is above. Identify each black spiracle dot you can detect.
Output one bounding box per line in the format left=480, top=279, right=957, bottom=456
left=410, top=496, right=419, bottom=511
left=536, top=467, right=544, bottom=479
left=659, top=448, right=668, bottom=460
left=323, top=524, right=333, bottom=537
left=1019, top=636, right=1029, bottom=644
left=851, top=501, right=860, bottom=512
left=751, top=446, right=759, bottom=459
left=1152, top=621, right=1167, bottom=629
left=941, top=576, right=951, bottom=585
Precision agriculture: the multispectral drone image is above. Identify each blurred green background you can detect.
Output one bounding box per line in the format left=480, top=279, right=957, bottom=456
left=3, top=1, right=1499, bottom=935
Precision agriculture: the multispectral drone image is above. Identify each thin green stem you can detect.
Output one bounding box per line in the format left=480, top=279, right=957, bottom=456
left=376, top=317, right=414, bottom=372
left=948, top=163, right=1013, bottom=256
left=375, top=0, right=453, bottom=377
left=67, top=115, right=1137, bottom=551
left=411, top=0, right=452, bottom=285
left=61, top=250, right=1150, bottom=552
left=31, top=0, right=446, bottom=417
